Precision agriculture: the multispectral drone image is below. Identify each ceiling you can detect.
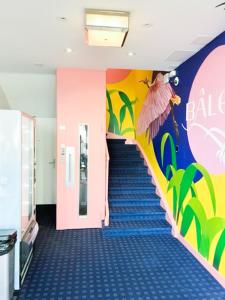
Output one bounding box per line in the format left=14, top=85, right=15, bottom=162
left=0, top=0, right=224, bottom=74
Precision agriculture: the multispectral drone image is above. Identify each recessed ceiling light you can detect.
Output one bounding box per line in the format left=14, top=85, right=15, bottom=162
left=66, top=48, right=73, bottom=53
left=128, top=52, right=135, bottom=56
left=56, top=16, right=67, bottom=22
left=143, top=23, right=153, bottom=29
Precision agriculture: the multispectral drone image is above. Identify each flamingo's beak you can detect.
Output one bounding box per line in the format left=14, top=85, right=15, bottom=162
left=171, top=95, right=181, bottom=105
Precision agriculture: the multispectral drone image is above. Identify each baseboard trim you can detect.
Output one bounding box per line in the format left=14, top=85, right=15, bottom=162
left=177, top=234, right=225, bottom=288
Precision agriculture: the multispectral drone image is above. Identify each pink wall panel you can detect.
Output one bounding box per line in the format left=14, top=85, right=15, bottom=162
left=56, top=69, right=106, bottom=229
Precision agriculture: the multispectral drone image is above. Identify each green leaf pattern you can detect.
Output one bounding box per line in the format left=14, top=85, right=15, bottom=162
left=161, top=132, right=225, bottom=271
left=106, top=89, right=136, bottom=136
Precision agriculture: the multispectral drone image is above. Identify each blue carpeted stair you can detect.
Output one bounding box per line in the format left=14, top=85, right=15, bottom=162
left=103, top=139, right=171, bottom=237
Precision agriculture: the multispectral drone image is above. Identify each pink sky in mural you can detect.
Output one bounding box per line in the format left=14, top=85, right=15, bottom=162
left=187, top=46, right=225, bottom=174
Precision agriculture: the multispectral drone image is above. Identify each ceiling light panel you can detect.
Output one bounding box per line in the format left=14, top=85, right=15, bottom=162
left=85, top=9, right=129, bottom=47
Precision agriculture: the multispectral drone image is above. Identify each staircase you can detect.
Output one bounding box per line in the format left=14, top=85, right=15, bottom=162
left=103, top=139, right=171, bottom=237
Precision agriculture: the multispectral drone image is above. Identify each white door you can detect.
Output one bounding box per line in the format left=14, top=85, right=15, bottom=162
left=36, top=118, right=56, bottom=204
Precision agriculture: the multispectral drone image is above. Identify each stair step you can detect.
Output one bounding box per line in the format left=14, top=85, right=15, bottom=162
left=103, top=220, right=171, bottom=237
left=109, top=178, right=151, bottom=184
left=109, top=174, right=150, bottom=179
left=110, top=176, right=151, bottom=181
left=110, top=206, right=164, bottom=213
left=110, top=161, right=144, bottom=167
left=110, top=158, right=142, bottom=162
left=108, top=144, right=136, bottom=149
left=109, top=193, right=159, bottom=202
left=107, top=139, right=126, bottom=145
left=110, top=207, right=165, bottom=221
left=109, top=192, right=158, bottom=199
left=109, top=189, right=156, bottom=196
left=110, top=199, right=159, bottom=207
left=110, top=157, right=141, bottom=162
left=109, top=166, right=147, bottom=172
left=110, top=213, right=165, bottom=221
left=109, top=152, right=140, bottom=160
left=109, top=148, right=140, bottom=157
left=109, top=172, right=148, bottom=177
left=109, top=170, right=148, bottom=175
left=109, top=188, right=156, bottom=195
left=109, top=181, right=155, bottom=190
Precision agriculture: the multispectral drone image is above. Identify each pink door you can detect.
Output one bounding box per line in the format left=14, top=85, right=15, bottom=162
left=56, top=69, right=106, bottom=229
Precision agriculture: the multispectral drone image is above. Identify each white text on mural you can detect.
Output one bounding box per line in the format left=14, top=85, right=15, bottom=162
left=186, top=88, right=225, bottom=121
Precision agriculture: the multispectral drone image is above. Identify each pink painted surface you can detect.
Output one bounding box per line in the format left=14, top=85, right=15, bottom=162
left=187, top=46, right=225, bottom=174
left=57, top=69, right=106, bottom=229
left=106, top=69, right=131, bottom=84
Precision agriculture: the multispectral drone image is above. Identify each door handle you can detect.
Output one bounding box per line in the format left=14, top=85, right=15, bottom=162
left=65, top=147, right=75, bottom=188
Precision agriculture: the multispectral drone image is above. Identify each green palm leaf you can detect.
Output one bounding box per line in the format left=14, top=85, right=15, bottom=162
left=172, top=187, right=178, bottom=219
left=106, top=90, right=120, bottom=134
left=167, top=169, right=184, bottom=192
left=166, top=164, right=176, bottom=180
left=177, top=163, right=216, bottom=223
left=118, top=91, right=135, bottom=126
left=181, top=197, right=207, bottom=257
left=181, top=204, right=194, bottom=237
left=119, top=105, right=126, bottom=131
left=106, top=90, right=113, bottom=113
left=111, top=113, right=120, bottom=134
left=167, top=169, right=184, bottom=219
left=160, top=133, right=177, bottom=169
left=207, top=218, right=225, bottom=244
left=213, top=229, right=225, bottom=270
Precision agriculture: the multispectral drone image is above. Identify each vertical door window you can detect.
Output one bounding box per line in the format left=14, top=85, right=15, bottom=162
left=79, top=124, right=88, bottom=216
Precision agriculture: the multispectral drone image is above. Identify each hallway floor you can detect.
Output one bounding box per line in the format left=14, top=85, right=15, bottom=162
left=17, top=217, right=225, bottom=300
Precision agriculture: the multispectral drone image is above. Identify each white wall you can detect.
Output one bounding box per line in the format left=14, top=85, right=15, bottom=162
left=0, top=85, right=10, bottom=108
left=0, top=72, right=56, bottom=205
left=0, top=72, right=56, bottom=117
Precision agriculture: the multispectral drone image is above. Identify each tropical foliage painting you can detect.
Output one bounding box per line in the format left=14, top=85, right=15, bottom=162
left=161, top=132, right=225, bottom=270
left=106, top=89, right=136, bottom=136
left=106, top=67, right=225, bottom=276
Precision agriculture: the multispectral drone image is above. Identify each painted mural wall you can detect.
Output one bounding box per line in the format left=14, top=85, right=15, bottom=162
left=106, top=31, right=225, bottom=278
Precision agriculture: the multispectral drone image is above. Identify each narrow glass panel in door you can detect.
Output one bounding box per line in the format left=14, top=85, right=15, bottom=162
left=79, top=124, right=88, bottom=216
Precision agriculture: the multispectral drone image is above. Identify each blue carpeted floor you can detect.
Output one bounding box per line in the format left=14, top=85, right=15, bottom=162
left=17, top=221, right=225, bottom=299
left=17, top=140, right=225, bottom=299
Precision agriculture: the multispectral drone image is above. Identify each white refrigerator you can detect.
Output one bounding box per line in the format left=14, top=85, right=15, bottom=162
left=0, top=110, right=38, bottom=290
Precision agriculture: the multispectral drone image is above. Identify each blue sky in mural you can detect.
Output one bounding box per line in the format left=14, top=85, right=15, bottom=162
left=153, top=31, right=225, bottom=180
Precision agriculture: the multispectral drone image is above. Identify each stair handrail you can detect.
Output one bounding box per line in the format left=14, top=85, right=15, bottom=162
left=104, top=139, right=110, bottom=226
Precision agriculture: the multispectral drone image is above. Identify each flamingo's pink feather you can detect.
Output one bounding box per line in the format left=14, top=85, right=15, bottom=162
left=149, top=104, right=171, bottom=139
left=137, top=73, right=174, bottom=137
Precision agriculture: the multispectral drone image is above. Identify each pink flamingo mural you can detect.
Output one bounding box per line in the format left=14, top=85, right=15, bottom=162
left=137, top=72, right=181, bottom=143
